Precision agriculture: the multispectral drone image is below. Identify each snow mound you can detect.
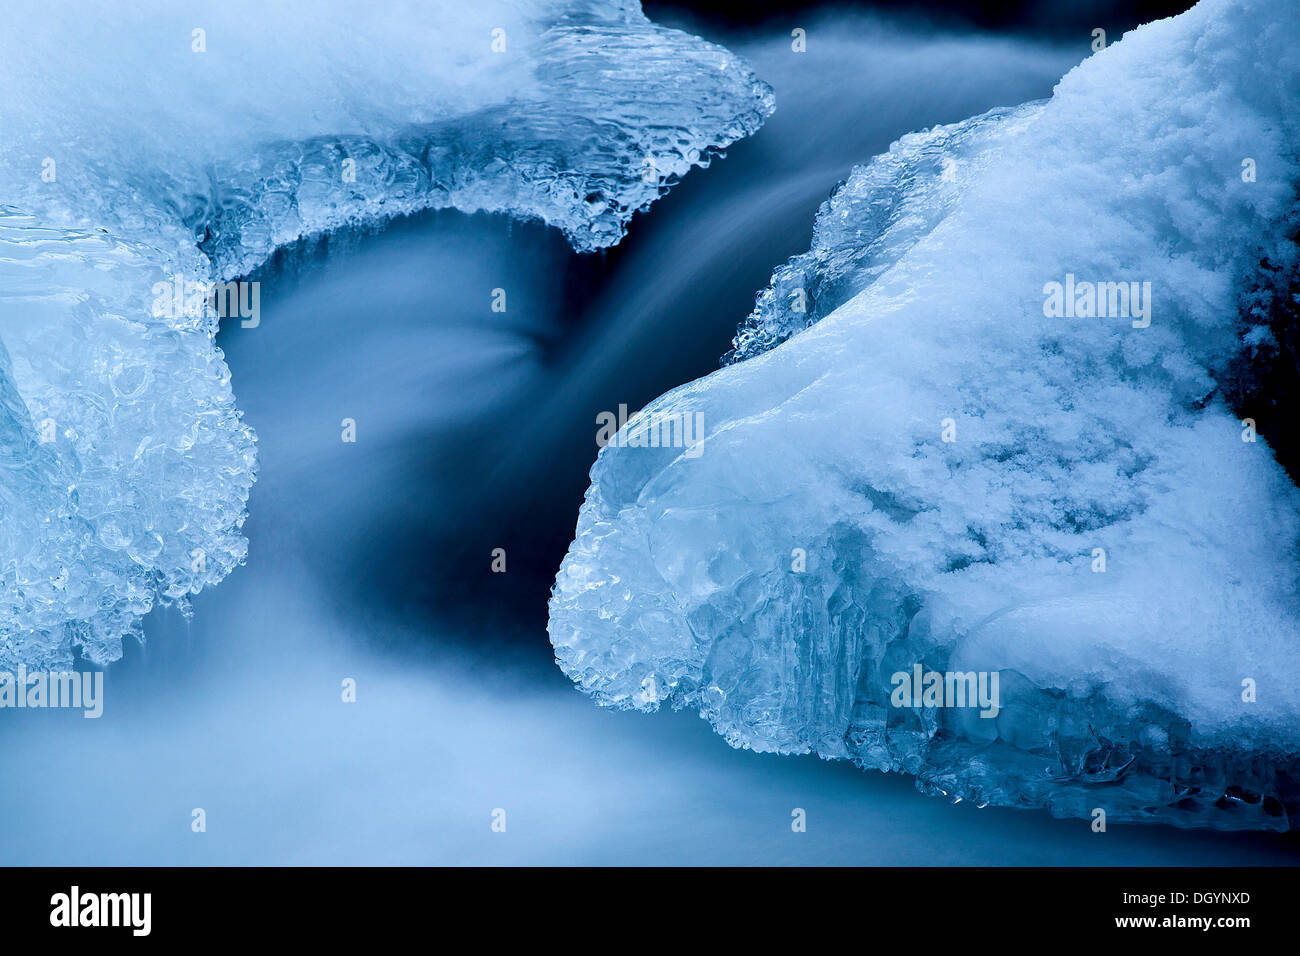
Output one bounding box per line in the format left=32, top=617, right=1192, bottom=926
left=550, top=0, right=1300, bottom=829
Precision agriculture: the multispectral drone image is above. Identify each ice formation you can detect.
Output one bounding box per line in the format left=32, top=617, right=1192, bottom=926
left=724, top=104, right=1043, bottom=365
left=551, top=0, right=1300, bottom=829
left=0, top=0, right=773, bottom=669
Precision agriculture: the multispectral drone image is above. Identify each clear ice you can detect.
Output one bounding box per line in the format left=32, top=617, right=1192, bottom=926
left=0, top=0, right=773, bottom=668
left=550, top=0, right=1300, bottom=829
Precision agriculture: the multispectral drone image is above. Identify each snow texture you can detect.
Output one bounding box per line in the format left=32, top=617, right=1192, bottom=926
left=550, top=0, right=1300, bottom=829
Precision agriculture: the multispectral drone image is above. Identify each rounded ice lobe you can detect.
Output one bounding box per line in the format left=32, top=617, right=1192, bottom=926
left=0, top=0, right=774, bottom=668
left=550, top=0, right=1300, bottom=830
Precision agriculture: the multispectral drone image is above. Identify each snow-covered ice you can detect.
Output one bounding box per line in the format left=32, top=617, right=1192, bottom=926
left=0, top=0, right=772, bottom=669
left=550, top=0, right=1300, bottom=829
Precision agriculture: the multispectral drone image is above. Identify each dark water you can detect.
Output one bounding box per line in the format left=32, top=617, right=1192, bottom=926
left=2, top=11, right=1297, bottom=864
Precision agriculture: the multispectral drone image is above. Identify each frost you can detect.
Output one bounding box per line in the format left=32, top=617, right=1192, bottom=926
left=0, top=0, right=772, bottom=668
left=550, top=0, right=1300, bottom=829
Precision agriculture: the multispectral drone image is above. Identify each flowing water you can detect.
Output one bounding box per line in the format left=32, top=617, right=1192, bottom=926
left=3, top=12, right=1297, bottom=864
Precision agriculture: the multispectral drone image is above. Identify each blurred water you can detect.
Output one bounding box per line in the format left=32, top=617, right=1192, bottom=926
left=2, top=12, right=1298, bottom=864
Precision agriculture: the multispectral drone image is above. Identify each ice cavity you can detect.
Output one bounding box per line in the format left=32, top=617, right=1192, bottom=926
left=550, top=0, right=1300, bottom=829
left=0, top=0, right=773, bottom=669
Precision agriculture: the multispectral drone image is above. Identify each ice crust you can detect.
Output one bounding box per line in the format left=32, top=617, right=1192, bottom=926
left=0, top=0, right=773, bottom=668
left=550, top=0, right=1300, bottom=829
left=724, top=103, right=1044, bottom=365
